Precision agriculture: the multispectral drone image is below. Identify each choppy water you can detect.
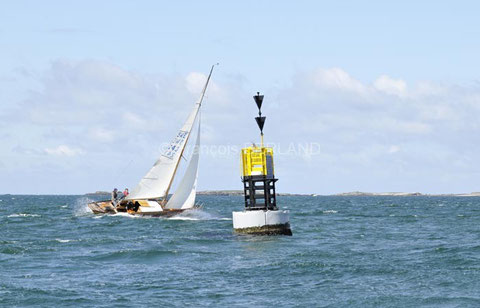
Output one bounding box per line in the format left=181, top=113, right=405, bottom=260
left=1, top=195, right=480, bottom=307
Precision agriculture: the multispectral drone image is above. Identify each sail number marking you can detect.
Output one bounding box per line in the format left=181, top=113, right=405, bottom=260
left=163, top=130, right=188, bottom=159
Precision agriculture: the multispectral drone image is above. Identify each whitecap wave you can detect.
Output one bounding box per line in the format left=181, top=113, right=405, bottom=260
left=168, top=209, right=227, bottom=221
left=323, top=210, right=338, bottom=214
left=112, top=212, right=144, bottom=218
left=7, top=213, right=40, bottom=218
left=74, top=197, right=94, bottom=216
left=168, top=216, right=200, bottom=221
left=55, top=239, right=72, bottom=243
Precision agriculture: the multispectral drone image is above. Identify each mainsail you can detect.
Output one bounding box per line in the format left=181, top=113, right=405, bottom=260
left=127, top=66, right=214, bottom=201
left=164, top=115, right=201, bottom=209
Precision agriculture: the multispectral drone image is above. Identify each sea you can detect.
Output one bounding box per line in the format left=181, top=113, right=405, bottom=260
left=1, top=194, right=479, bottom=307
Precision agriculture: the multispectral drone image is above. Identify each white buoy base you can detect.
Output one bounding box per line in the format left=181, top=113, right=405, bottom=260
left=232, top=210, right=292, bottom=235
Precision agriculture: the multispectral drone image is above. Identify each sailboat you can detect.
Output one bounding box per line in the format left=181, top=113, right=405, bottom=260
left=88, top=66, right=215, bottom=217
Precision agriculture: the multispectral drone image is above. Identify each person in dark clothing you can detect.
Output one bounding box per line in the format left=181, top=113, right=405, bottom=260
left=111, top=188, right=118, bottom=207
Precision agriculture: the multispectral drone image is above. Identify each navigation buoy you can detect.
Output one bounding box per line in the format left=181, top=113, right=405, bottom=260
left=232, top=92, right=292, bottom=235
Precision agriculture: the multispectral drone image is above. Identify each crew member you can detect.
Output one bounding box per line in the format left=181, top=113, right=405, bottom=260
left=123, top=188, right=129, bottom=198
left=111, top=188, right=118, bottom=207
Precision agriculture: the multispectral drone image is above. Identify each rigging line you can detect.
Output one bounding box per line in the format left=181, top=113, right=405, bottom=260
left=113, top=159, right=134, bottom=183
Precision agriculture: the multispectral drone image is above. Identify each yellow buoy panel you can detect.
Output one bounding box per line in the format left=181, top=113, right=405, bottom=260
left=241, top=147, right=274, bottom=178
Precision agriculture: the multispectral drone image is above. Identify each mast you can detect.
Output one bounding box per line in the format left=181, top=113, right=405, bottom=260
left=163, top=64, right=216, bottom=201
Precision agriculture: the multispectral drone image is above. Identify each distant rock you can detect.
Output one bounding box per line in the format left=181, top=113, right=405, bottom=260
left=335, top=191, right=423, bottom=196
left=196, top=190, right=312, bottom=196
left=85, top=191, right=110, bottom=196
left=436, top=192, right=480, bottom=197
left=197, top=190, right=244, bottom=196
left=334, top=191, right=480, bottom=197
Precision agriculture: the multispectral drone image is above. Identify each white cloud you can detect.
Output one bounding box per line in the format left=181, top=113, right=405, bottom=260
left=122, top=112, right=145, bottom=129
left=388, top=145, right=400, bottom=154
left=312, top=67, right=367, bottom=94
left=185, top=71, right=223, bottom=105
left=4, top=61, right=480, bottom=194
left=374, top=75, right=407, bottom=97
left=274, top=67, right=480, bottom=193
left=186, top=72, right=207, bottom=94
left=88, top=127, right=115, bottom=143
left=398, top=121, right=432, bottom=134
left=44, top=145, right=84, bottom=156
left=414, top=81, right=447, bottom=97
left=380, top=119, right=432, bottom=135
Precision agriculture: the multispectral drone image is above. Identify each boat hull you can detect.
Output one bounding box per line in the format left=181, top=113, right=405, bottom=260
left=87, top=200, right=194, bottom=217
left=88, top=201, right=116, bottom=214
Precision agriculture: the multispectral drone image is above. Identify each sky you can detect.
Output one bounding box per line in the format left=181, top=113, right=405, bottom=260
left=1, top=1, right=480, bottom=194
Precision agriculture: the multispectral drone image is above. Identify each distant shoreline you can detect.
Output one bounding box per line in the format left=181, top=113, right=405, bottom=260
left=196, top=190, right=480, bottom=197
left=83, top=190, right=480, bottom=197
left=333, top=191, right=480, bottom=197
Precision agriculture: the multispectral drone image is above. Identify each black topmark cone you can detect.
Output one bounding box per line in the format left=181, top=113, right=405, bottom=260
left=255, top=116, right=266, bottom=133
left=254, top=92, right=266, bottom=133
left=253, top=92, right=264, bottom=110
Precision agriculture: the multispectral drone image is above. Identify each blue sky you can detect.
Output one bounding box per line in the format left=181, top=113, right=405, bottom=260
left=1, top=1, right=480, bottom=194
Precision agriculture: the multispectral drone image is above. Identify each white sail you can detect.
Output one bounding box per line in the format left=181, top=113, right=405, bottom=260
left=127, top=66, right=214, bottom=200
left=164, top=115, right=200, bottom=210
left=126, top=103, right=200, bottom=200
